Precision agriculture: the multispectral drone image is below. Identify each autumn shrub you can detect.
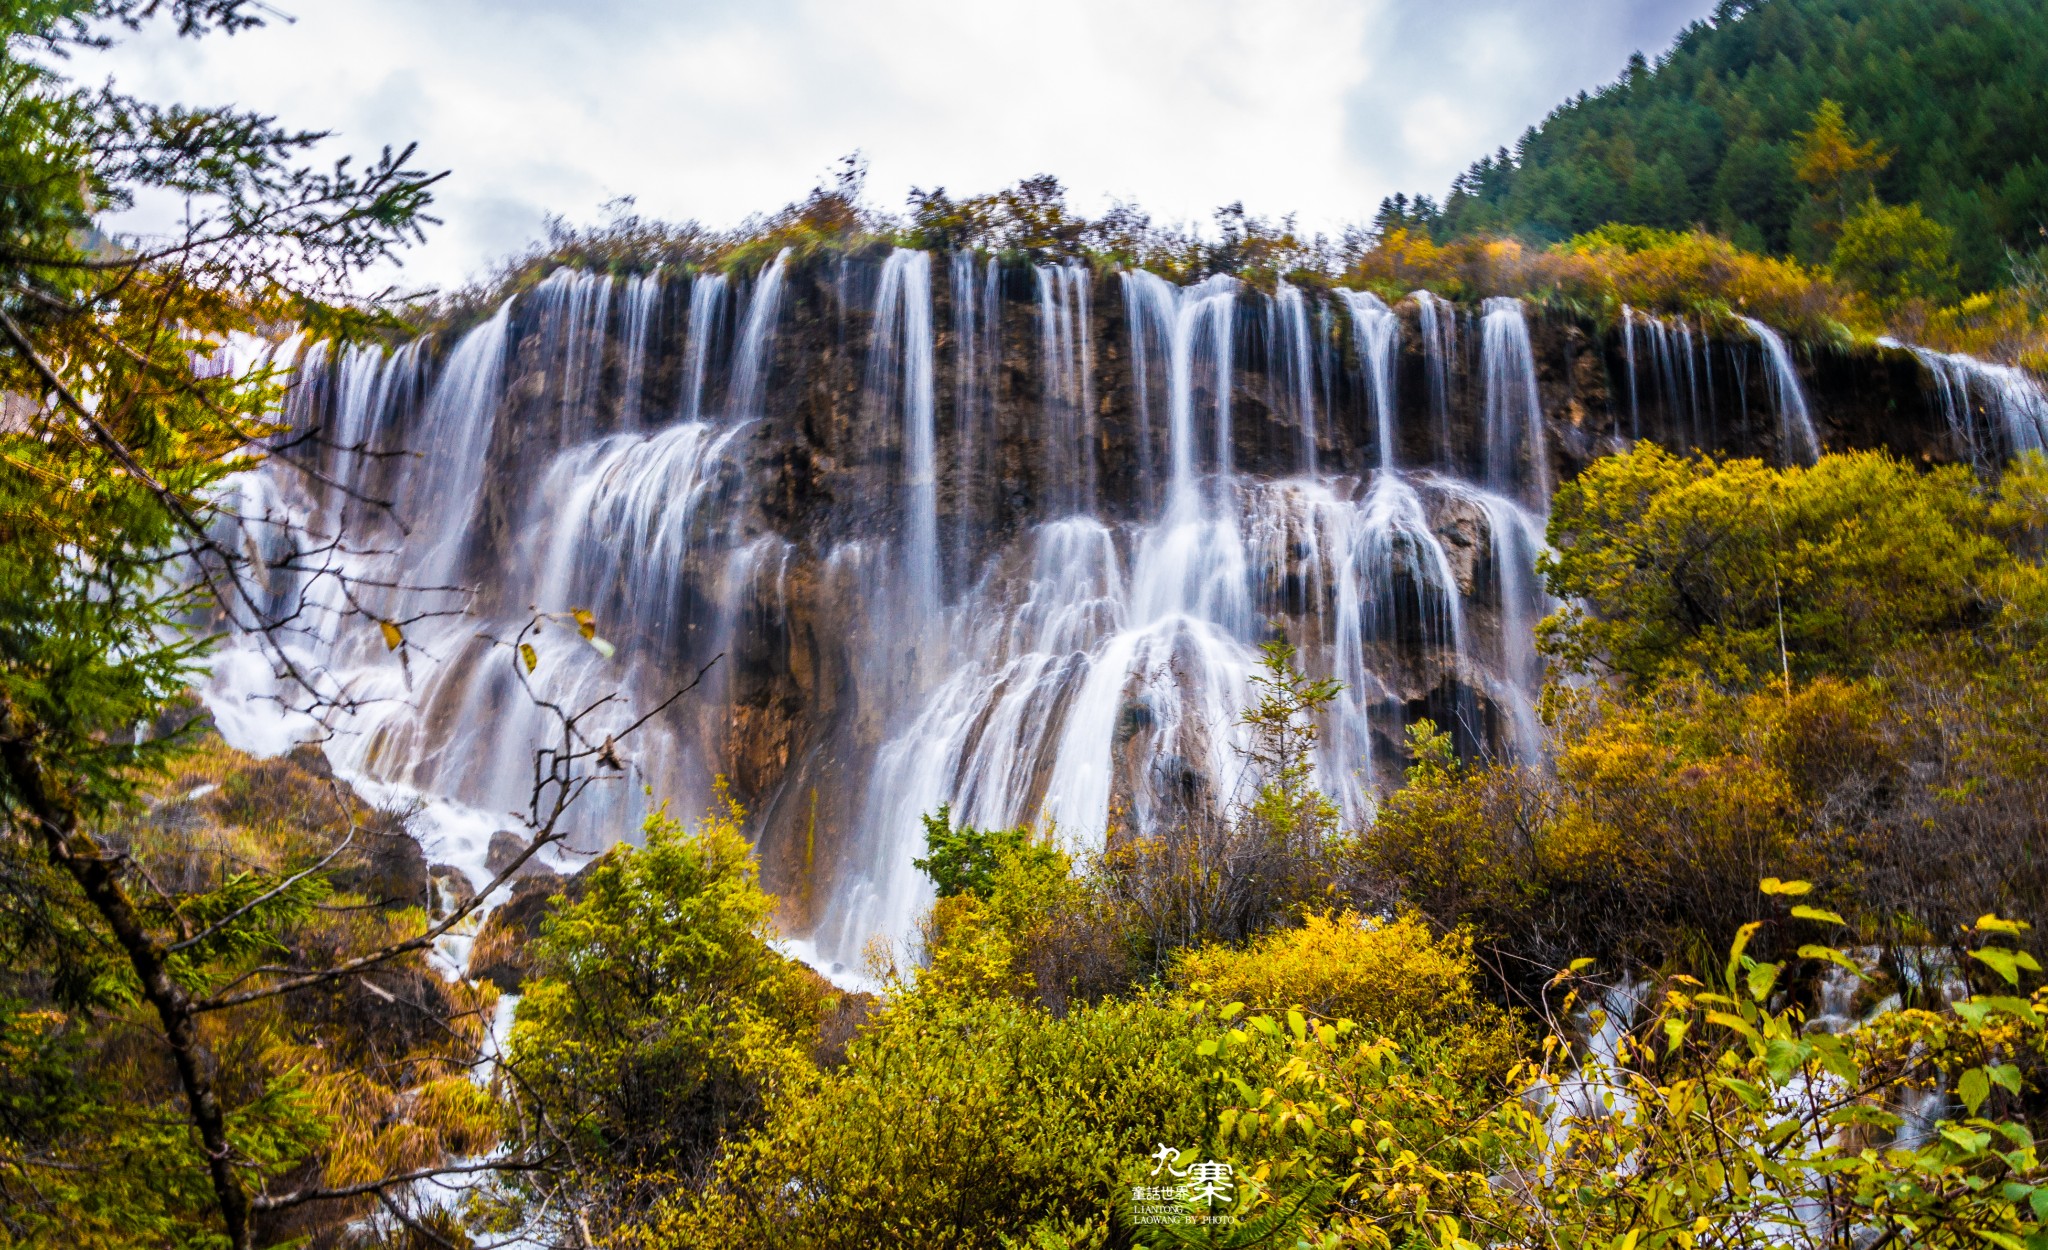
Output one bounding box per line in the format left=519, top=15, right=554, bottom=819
left=1208, top=908, right=2048, bottom=1250
left=636, top=991, right=1244, bottom=1250
left=498, top=787, right=828, bottom=1235
left=1539, top=444, right=2010, bottom=690
left=1169, top=910, right=1527, bottom=1082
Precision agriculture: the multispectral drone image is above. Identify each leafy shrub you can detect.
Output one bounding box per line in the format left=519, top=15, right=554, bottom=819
left=638, top=993, right=1239, bottom=1250
left=1170, top=910, right=1527, bottom=1082
left=501, top=786, right=827, bottom=1232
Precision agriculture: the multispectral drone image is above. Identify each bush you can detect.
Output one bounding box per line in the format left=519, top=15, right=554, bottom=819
left=501, top=786, right=827, bottom=1232
left=639, top=993, right=1239, bottom=1250
left=1832, top=198, right=1960, bottom=309
left=1170, top=910, right=1527, bottom=1082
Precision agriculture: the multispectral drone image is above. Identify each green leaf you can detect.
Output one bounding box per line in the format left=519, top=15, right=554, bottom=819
left=1960, top=1066, right=1991, bottom=1115
left=1970, top=946, right=2041, bottom=986
left=1747, top=960, right=1782, bottom=1002
left=587, top=635, right=617, bottom=659
left=1989, top=1063, right=2024, bottom=1096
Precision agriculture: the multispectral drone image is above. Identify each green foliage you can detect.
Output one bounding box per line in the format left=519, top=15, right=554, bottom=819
left=1539, top=444, right=2010, bottom=690
left=1239, top=640, right=1343, bottom=849
left=1223, top=913, right=2048, bottom=1250
left=639, top=992, right=1240, bottom=1250
left=914, top=804, right=1061, bottom=901
left=1832, top=197, right=1961, bottom=308
left=1415, top=0, right=2048, bottom=290
left=504, top=787, right=825, bottom=1226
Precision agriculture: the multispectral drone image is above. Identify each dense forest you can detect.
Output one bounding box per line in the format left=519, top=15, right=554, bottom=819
left=1382, top=0, right=2048, bottom=291
left=3, top=2, right=2047, bottom=1249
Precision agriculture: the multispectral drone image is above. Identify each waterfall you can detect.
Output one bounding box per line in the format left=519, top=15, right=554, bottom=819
left=679, top=272, right=728, bottom=425
left=1739, top=316, right=1819, bottom=464
left=530, top=421, right=743, bottom=653
left=1481, top=297, right=1548, bottom=506
left=616, top=270, right=660, bottom=430
left=216, top=251, right=1577, bottom=990
left=1889, top=339, right=2048, bottom=465
left=1124, top=271, right=1237, bottom=515
left=1414, top=290, right=1456, bottom=466
left=1036, top=261, right=1095, bottom=516
left=401, top=300, right=514, bottom=591
left=1448, top=482, right=1552, bottom=765
left=532, top=269, right=614, bottom=441
left=1273, top=281, right=1320, bottom=473
left=728, top=249, right=791, bottom=422
left=870, top=248, right=940, bottom=614
left=950, top=250, right=986, bottom=575
left=1339, top=290, right=1400, bottom=471
left=1621, top=305, right=1640, bottom=438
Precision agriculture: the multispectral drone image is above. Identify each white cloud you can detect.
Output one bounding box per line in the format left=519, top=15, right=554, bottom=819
left=80, top=0, right=1715, bottom=289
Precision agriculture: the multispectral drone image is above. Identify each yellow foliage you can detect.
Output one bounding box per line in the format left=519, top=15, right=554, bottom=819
left=1171, top=911, right=1525, bottom=1080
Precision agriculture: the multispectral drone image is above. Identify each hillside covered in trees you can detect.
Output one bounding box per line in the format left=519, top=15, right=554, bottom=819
left=1382, top=0, right=2048, bottom=292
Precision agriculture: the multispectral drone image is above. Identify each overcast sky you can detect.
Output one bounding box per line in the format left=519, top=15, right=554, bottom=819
left=84, top=0, right=1716, bottom=290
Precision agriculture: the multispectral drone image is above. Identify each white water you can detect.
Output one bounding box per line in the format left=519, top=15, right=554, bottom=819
left=1481, top=298, right=1549, bottom=506
left=1414, top=290, right=1457, bottom=466
left=1740, top=316, right=1820, bottom=463
left=1339, top=290, right=1400, bottom=470
left=1884, top=337, right=2048, bottom=465
left=209, top=258, right=1573, bottom=984
left=1037, top=260, right=1096, bottom=516
left=1273, top=280, right=1322, bottom=473
left=871, top=248, right=941, bottom=615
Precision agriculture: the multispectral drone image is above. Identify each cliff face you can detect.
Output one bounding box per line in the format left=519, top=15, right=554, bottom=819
left=268, top=247, right=1970, bottom=962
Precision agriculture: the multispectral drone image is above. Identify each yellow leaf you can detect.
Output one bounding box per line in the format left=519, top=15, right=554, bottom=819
left=1760, top=877, right=1812, bottom=896
left=572, top=608, right=596, bottom=640
left=520, top=643, right=538, bottom=673
left=1791, top=904, right=1847, bottom=926
left=379, top=620, right=403, bottom=651
left=1976, top=913, right=2032, bottom=935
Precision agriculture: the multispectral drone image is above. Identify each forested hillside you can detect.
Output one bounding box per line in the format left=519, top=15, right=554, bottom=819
left=1390, top=0, right=2048, bottom=290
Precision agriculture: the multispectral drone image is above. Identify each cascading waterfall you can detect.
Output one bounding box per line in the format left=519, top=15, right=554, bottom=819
left=616, top=270, right=661, bottom=430
left=1414, top=290, right=1457, bottom=465
left=216, top=251, right=1592, bottom=989
left=1272, top=280, right=1321, bottom=473
left=1481, top=298, right=1549, bottom=506
left=1889, top=339, right=2048, bottom=464
left=532, top=269, right=614, bottom=442
left=398, top=301, right=515, bottom=591
left=1740, top=316, right=1820, bottom=463
left=950, top=250, right=993, bottom=571
left=1621, top=305, right=1640, bottom=438
left=728, top=250, right=791, bottom=422
left=1339, top=290, right=1400, bottom=470
left=870, top=248, right=941, bottom=614
left=679, top=272, right=728, bottom=425
left=1036, top=261, right=1095, bottom=516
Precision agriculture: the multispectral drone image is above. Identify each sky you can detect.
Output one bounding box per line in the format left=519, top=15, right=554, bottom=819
left=83, top=0, right=1717, bottom=291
